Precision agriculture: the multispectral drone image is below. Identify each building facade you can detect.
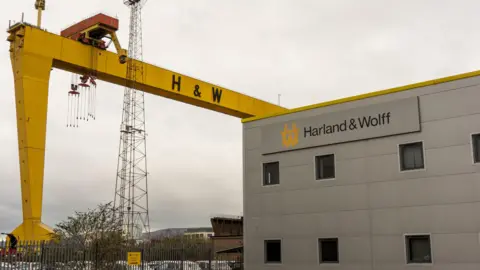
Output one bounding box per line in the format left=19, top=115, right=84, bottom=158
left=211, top=215, right=244, bottom=260
left=242, top=72, right=480, bottom=269
left=184, top=227, right=214, bottom=240
left=148, top=227, right=213, bottom=240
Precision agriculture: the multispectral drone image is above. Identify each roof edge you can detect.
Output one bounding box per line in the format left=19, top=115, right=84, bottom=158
left=241, top=69, right=480, bottom=123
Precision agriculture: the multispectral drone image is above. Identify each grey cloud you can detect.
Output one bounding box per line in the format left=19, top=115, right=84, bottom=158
left=1, top=0, right=480, bottom=233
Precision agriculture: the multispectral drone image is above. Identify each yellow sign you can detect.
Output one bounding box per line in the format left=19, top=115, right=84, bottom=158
left=127, top=252, right=142, bottom=265
left=281, top=123, right=299, bottom=147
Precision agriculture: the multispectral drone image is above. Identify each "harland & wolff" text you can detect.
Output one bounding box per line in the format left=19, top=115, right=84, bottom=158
left=304, top=112, right=391, bottom=137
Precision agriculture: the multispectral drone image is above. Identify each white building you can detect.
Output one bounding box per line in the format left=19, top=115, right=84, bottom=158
left=183, top=228, right=214, bottom=240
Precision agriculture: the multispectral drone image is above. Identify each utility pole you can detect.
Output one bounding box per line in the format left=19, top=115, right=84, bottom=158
left=34, top=0, right=45, bottom=27
left=114, top=0, right=151, bottom=241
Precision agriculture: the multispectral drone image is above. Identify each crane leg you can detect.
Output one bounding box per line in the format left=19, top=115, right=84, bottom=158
left=10, top=29, right=54, bottom=241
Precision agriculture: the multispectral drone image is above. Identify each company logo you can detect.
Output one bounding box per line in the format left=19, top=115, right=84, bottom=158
left=281, top=123, right=299, bottom=148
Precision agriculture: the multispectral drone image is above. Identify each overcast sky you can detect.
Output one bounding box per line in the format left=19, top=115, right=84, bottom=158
left=1, top=0, right=480, bottom=233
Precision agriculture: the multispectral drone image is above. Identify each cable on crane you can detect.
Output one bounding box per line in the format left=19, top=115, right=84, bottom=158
left=66, top=74, right=97, bottom=127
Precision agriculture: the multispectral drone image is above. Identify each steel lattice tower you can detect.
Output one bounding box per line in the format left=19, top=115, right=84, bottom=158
left=114, top=0, right=150, bottom=241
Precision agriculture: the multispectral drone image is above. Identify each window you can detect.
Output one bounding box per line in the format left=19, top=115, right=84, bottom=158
left=472, top=134, right=480, bottom=163
left=264, top=240, right=282, bottom=263
left=315, top=154, right=335, bottom=180
left=405, top=235, right=432, bottom=264
left=319, top=238, right=339, bottom=263
left=399, top=142, right=424, bottom=171
left=263, top=162, right=279, bottom=186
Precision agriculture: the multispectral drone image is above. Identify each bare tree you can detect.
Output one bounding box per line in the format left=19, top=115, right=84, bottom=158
left=48, top=202, right=127, bottom=269
left=52, top=202, right=123, bottom=244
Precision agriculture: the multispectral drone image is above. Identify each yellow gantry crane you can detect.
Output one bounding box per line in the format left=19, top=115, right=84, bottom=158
left=7, top=3, right=286, bottom=241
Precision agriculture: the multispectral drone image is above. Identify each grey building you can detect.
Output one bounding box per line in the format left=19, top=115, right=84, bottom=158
left=242, top=71, right=480, bottom=269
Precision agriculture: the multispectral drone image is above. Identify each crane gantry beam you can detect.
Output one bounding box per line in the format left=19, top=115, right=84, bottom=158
left=7, top=23, right=286, bottom=241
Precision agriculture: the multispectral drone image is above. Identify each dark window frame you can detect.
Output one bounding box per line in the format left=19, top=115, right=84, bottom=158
left=405, top=234, right=432, bottom=264
left=262, top=161, right=280, bottom=186
left=315, top=154, right=336, bottom=180
left=318, top=238, right=339, bottom=264
left=264, top=239, right=282, bottom=264
left=399, top=141, right=425, bottom=171
left=472, top=134, right=480, bottom=163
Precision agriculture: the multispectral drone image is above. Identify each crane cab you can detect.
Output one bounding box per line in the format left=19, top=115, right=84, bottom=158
left=60, top=13, right=127, bottom=63
left=60, top=13, right=119, bottom=49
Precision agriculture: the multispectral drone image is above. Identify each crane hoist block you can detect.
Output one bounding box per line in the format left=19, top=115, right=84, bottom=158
left=60, top=13, right=119, bottom=50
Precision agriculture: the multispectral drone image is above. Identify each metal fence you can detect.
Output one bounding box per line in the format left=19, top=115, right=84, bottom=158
left=0, top=239, right=243, bottom=270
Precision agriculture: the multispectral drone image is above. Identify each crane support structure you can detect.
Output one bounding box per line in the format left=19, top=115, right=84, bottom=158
left=7, top=23, right=286, bottom=241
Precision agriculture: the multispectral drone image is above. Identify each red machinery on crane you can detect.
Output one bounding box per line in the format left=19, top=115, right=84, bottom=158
left=60, top=13, right=127, bottom=63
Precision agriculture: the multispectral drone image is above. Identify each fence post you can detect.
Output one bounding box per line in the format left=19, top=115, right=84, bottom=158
left=208, top=245, right=212, bottom=270
left=40, top=241, right=45, bottom=268
left=94, top=241, right=99, bottom=270
left=141, top=246, right=145, bottom=270
left=181, top=241, right=185, bottom=270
